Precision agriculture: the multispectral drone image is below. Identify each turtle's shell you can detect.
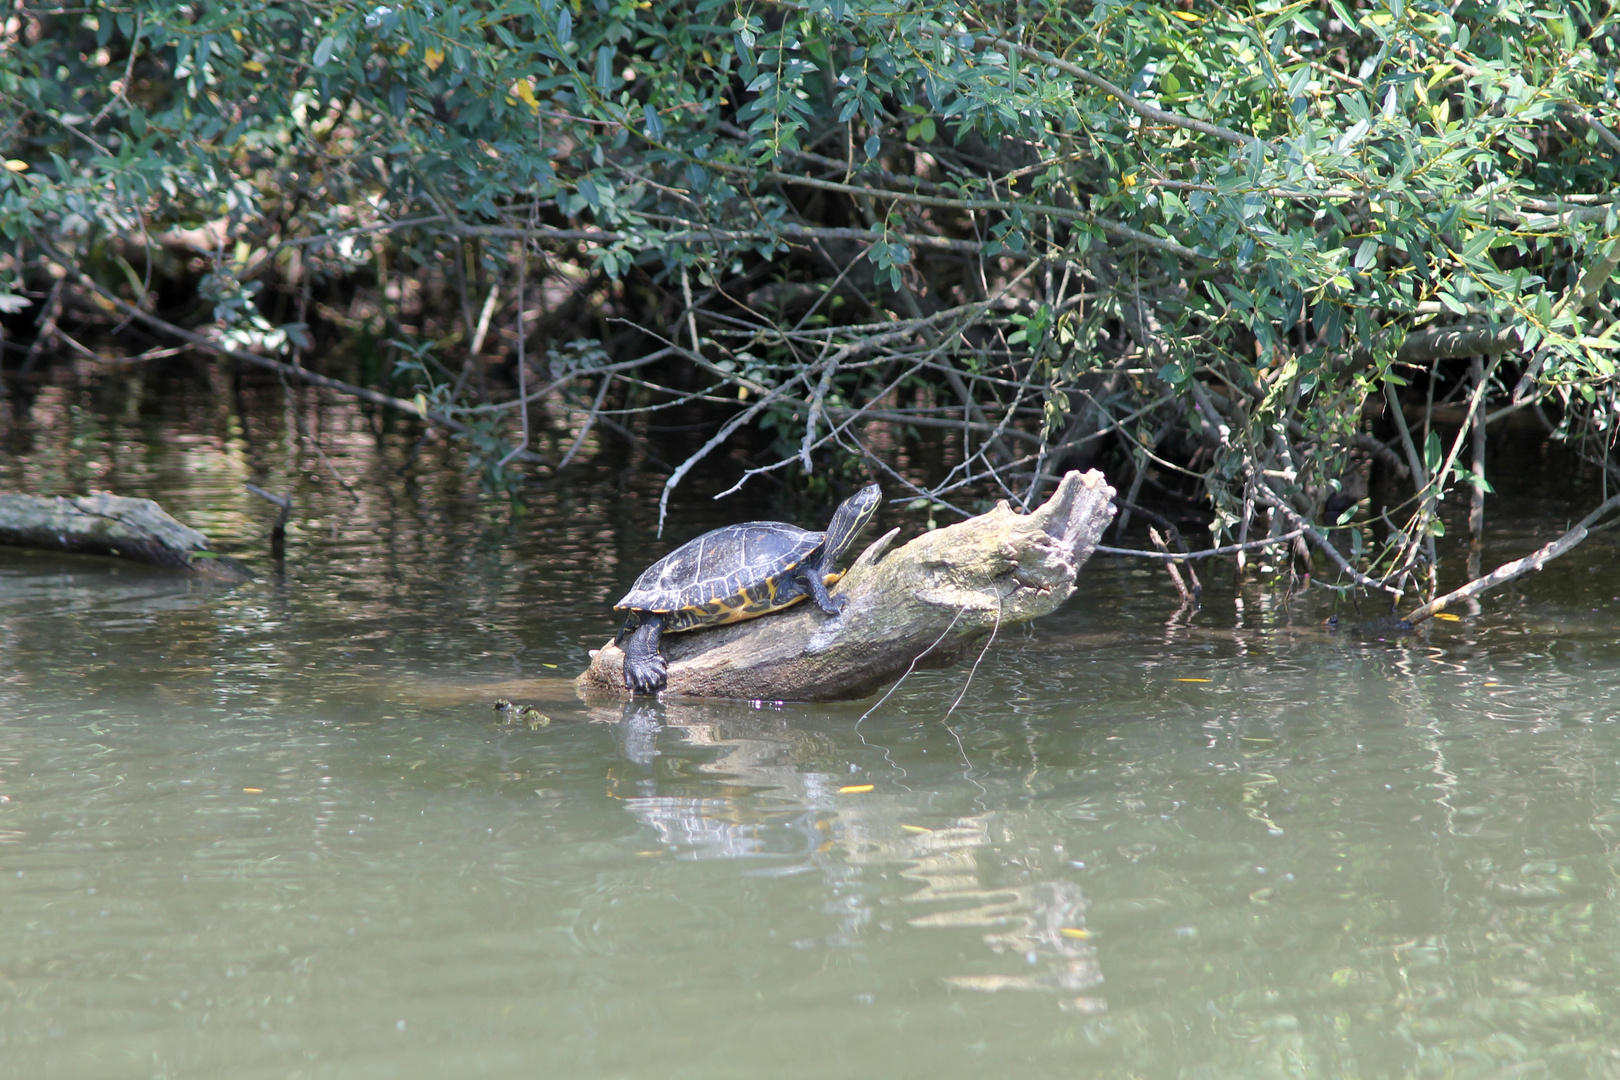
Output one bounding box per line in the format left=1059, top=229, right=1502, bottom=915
left=615, top=521, right=823, bottom=632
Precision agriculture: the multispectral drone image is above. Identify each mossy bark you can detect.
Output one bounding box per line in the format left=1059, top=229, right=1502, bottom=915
left=0, top=493, right=251, bottom=581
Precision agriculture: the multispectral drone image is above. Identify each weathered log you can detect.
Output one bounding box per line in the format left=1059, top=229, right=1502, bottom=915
left=576, top=469, right=1117, bottom=701
left=0, top=493, right=252, bottom=581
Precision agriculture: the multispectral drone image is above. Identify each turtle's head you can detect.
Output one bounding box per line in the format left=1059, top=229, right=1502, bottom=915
left=823, top=482, right=883, bottom=561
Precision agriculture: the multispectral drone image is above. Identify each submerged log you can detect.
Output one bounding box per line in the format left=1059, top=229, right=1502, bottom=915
left=576, top=469, right=1116, bottom=701
left=0, top=493, right=252, bottom=581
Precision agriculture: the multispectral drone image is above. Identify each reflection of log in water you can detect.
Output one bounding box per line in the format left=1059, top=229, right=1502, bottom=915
left=887, top=829, right=1105, bottom=1010
left=590, top=698, right=1106, bottom=1012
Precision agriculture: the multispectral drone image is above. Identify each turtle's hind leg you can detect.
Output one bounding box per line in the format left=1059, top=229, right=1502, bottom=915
left=620, top=614, right=668, bottom=694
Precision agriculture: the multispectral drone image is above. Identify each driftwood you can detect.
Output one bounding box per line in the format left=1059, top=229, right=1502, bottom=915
left=0, top=493, right=252, bottom=581
left=576, top=469, right=1116, bottom=701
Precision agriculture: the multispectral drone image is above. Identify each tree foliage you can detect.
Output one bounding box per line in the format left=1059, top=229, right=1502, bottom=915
left=2, top=0, right=1617, bottom=601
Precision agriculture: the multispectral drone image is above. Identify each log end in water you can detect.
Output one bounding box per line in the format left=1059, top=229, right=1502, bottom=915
left=0, top=493, right=253, bottom=582
left=576, top=469, right=1117, bottom=702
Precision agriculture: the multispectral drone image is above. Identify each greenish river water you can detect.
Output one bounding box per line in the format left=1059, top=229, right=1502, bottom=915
left=4, top=372, right=1620, bottom=1078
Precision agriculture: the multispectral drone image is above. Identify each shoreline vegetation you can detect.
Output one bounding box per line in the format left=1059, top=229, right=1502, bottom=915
left=1, top=1, right=1616, bottom=621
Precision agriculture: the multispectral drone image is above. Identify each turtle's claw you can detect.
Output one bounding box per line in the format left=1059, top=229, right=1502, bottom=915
left=624, top=652, right=668, bottom=695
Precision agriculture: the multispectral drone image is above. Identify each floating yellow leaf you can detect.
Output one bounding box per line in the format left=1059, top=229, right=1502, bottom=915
left=1176, top=677, right=1212, bottom=683
left=243, top=787, right=264, bottom=793
left=242, top=60, right=264, bottom=72
left=425, top=46, right=445, bottom=72
left=1433, top=612, right=1461, bottom=621
left=1060, top=927, right=1092, bottom=939
left=839, top=784, right=874, bottom=794
left=542, top=663, right=558, bottom=669
left=900, top=824, right=931, bottom=834
left=510, top=78, right=540, bottom=113
left=3, top=160, right=28, bottom=172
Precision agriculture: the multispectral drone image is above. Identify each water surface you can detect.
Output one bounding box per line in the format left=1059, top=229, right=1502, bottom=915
left=3, top=368, right=1620, bottom=1078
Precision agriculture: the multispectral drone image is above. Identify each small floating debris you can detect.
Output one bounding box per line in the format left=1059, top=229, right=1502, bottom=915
left=839, top=784, right=874, bottom=794
left=493, top=698, right=551, bottom=728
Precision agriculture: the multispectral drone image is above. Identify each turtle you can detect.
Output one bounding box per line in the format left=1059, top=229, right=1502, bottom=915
left=613, top=482, right=883, bottom=694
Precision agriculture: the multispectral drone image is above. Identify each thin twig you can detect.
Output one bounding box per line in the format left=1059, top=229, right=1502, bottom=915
left=556, top=374, right=614, bottom=471
left=1097, top=529, right=1306, bottom=561
left=1148, top=527, right=1194, bottom=604
left=856, top=607, right=968, bottom=727
left=655, top=372, right=811, bottom=535
left=469, top=281, right=499, bottom=357
left=1254, top=484, right=1403, bottom=597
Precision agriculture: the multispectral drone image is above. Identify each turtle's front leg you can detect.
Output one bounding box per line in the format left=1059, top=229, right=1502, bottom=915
left=801, top=566, right=847, bottom=616
left=620, top=614, right=668, bottom=693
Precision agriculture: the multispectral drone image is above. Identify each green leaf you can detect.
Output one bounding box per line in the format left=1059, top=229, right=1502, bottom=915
left=1423, top=430, right=1442, bottom=477
left=1450, top=466, right=1494, bottom=493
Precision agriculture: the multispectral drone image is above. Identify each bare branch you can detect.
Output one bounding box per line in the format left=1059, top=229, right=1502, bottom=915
left=1097, top=529, right=1307, bottom=562
left=1397, top=322, right=1521, bottom=363
left=1405, top=491, right=1620, bottom=625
